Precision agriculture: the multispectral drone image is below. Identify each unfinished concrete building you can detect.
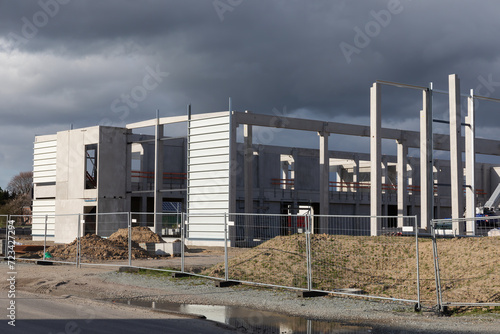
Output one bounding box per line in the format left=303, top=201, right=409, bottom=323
left=32, top=74, right=500, bottom=244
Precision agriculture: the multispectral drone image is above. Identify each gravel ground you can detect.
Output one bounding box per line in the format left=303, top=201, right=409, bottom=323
left=2, top=261, right=498, bottom=333
left=100, top=271, right=500, bottom=334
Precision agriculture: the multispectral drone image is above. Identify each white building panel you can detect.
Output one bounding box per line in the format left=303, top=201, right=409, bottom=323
left=188, top=131, right=230, bottom=144
left=189, top=162, right=230, bottom=173
left=34, top=152, right=57, bottom=160
left=189, top=178, right=229, bottom=190
left=189, top=154, right=230, bottom=165
left=189, top=170, right=229, bottom=180
left=187, top=113, right=232, bottom=245
left=189, top=124, right=230, bottom=135
left=189, top=139, right=230, bottom=151
left=33, top=164, right=57, bottom=172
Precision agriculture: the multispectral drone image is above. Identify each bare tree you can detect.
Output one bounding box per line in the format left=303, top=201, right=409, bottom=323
left=7, top=171, right=33, bottom=196
left=5, top=171, right=33, bottom=216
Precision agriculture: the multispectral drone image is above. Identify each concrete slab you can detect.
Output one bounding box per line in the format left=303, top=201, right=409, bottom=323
left=215, top=280, right=241, bottom=288
left=297, top=290, right=328, bottom=298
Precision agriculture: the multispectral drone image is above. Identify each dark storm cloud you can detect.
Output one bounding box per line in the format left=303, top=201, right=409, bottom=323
left=2, top=0, right=500, bottom=186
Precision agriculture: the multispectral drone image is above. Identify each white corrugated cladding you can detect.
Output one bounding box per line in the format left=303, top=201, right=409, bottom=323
left=187, top=112, right=231, bottom=240
left=32, top=138, right=57, bottom=238
left=33, top=140, right=57, bottom=183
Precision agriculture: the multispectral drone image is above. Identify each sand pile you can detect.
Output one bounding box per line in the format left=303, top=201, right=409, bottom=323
left=109, top=226, right=165, bottom=243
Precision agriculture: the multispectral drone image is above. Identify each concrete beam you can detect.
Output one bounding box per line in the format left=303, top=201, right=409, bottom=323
left=232, top=111, right=500, bottom=156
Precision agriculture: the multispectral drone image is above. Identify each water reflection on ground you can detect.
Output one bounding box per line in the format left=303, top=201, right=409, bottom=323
left=118, top=299, right=372, bottom=333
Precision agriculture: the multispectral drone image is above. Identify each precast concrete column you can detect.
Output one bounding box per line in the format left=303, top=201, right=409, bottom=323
left=449, top=74, right=464, bottom=234
left=465, top=90, right=476, bottom=234
left=397, top=138, right=408, bottom=228
left=153, top=118, right=164, bottom=235
left=420, top=88, right=433, bottom=230
left=370, top=82, right=382, bottom=236
left=244, top=111, right=254, bottom=241
left=318, top=130, right=330, bottom=230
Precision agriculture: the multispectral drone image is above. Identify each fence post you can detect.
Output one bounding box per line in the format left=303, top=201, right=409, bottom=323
left=77, top=214, right=81, bottom=268
left=5, top=215, right=9, bottom=256
left=431, top=220, right=444, bottom=312
left=43, top=215, right=48, bottom=260
left=224, top=213, right=229, bottom=282
left=181, top=212, right=185, bottom=273
left=128, top=212, right=132, bottom=267
left=414, top=215, right=421, bottom=311
left=306, top=212, right=312, bottom=291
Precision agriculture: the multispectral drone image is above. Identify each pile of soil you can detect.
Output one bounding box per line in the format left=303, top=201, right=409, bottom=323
left=204, top=234, right=500, bottom=304
left=109, top=226, right=164, bottom=243
left=41, top=234, right=154, bottom=260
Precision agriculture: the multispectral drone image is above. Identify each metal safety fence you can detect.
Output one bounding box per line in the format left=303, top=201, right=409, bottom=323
left=312, top=215, right=421, bottom=306
left=14, top=211, right=500, bottom=312
left=431, top=217, right=500, bottom=312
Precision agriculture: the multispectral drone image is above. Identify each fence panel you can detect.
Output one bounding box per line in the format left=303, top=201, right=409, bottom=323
left=181, top=213, right=227, bottom=278
left=10, top=214, right=80, bottom=264
left=79, top=212, right=130, bottom=266
left=312, top=215, right=421, bottom=306
left=432, top=217, right=500, bottom=311
left=215, top=213, right=309, bottom=289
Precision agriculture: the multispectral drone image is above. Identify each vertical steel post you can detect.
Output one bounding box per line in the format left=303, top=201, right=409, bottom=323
left=5, top=215, right=10, bottom=256
left=414, top=215, right=421, bottom=311
left=43, top=215, right=48, bottom=260
left=431, top=221, right=443, bottom=312
left=128, top=212, right=132, bottom=267
left=77, top=214, right=81, bottom=268
left=181, top=212, right=185, bottom=273
left=306, top=212, right=312, bottom=291
left=224, top=213, right=229, bottom=282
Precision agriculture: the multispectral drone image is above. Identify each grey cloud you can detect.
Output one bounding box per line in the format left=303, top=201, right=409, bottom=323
left=2, top=0, right=500, bottom=186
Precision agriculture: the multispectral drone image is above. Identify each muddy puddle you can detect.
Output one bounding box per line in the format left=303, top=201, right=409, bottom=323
left=116, top=299, right=372, bottom=333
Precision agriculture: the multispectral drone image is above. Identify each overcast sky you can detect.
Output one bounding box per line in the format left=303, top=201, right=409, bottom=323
left=1, top=0, right=500, bottom=188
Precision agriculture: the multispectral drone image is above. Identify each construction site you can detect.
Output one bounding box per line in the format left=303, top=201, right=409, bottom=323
left=30, top=74, right=500, bottom=245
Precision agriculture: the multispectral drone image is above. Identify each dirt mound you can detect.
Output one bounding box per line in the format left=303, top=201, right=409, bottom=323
left=204, top=234, right=500, bottom=304
left=109, top=226, right=164, bottom=243
left=42, top=234, right=155, bottom=260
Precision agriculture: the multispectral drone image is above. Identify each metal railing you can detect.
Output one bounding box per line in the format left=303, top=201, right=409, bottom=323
left=7, top=211, right=499, bottom=312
